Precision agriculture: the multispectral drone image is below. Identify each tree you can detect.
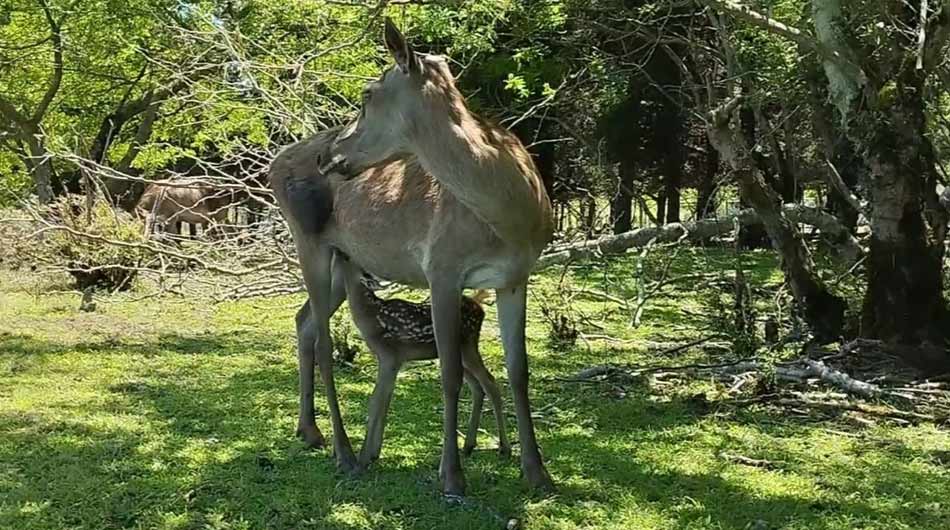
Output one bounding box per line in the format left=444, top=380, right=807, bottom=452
left=703, top=0, right=950, bottom=369
left=0, top=0, right=62, bottom=203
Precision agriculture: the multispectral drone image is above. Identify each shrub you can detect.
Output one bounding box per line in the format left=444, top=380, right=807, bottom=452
left=0, top=207, right=34, bottom=270
left=27, top=195, right=149, bottom=292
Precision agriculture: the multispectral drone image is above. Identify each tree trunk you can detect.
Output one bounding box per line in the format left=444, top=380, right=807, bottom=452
left=737, top=198, right=770, bottom=249
left=665, top=187, right=681, bottom=223
left=824, top=136, right=862, bottom=232
left=24, top=135, right=55, bottom=204
left=775, top=119, right=799, bottom=204
left=663, top=160, right=682, bottom=223
left=611, top=160, right=634, bottom=234
left=736, top=102, right=770, bottom=248
left=856, top=71, right=949, bottom=370
left=707, top=102, right=846, bottom=342
left=584, top=196, right=597, bottom=238
left=655, top=193, right=666, bottom=227
left=696, top=137, right=719, bottom=219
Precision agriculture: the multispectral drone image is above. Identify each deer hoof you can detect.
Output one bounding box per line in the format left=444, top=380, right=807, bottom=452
left=523, top=465, right=555, bottom=493
left=296, top=424, right=326, bottom=449
left=358, top=450, right=380, bottom=468
left=441, top=477, right=466, bottom=497
left=337, top=460, right=362, bottom=476
left=335, top=448, right=361, bottom=476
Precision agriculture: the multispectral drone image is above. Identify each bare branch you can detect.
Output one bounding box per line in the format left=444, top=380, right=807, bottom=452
left=31, top=0, right=64, bottom=124
left=696, top=0, right=867, bottom=86
left=917, top=0, right=929, bottom=70
left=115, top=98, right=161, bottom=174
left=824, top=160, right=865, bottom=214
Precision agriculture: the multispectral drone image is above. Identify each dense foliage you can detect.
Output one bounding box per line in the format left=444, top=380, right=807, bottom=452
left=2, top=0, right=950, bottom=365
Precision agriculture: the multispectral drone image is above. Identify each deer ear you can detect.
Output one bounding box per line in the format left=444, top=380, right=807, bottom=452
left=384, top=17, right=419, bottom=74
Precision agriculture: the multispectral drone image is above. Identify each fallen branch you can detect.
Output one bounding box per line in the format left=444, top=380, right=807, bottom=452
left=652, top=335, right=720, bottom=357
left=801, top=359, right=881, bottom=398
left=536, top=205, right=863, bottom=270
left=720, top=452, right=785, bottom=470
left=720, top=359, right=881, bottom=398
left=562, top=352, right=882, bottom=399
left=771, top=396, right=942, bottom=424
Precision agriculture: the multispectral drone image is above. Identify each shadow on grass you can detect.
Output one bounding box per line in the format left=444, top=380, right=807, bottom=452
left=0, top=329, right=285, bottom=359
left=2, top=328, right=947, bottom=529
left=548, top=388, right=948, bottom=528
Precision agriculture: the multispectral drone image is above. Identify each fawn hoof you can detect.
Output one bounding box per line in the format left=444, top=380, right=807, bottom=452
left=296, top=424, right=326, bottom=449
left=523, top=464, right=555, bottom=493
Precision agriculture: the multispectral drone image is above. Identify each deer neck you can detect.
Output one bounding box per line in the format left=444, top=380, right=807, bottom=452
left=409, top=92, right=549, bottom=247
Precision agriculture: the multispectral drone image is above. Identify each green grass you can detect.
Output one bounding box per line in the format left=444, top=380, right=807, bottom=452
left=1, top=250, right=948, bottom=530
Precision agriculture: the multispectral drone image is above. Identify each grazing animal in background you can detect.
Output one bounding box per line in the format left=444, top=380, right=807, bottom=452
left=135, top=180, right=237, bottom=238
left=269, top=18, right=554, bottom=495
left=334, top=251, right=510, bottom=465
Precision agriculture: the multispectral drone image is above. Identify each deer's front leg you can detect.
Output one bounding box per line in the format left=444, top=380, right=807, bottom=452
left=429, top=278, right=465, bottom=496
left=496, top=283, right=554, bottom=491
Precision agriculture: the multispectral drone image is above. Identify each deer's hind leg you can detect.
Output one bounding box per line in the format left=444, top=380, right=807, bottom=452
left=294, top=301, right=325, bottom=449
left=298, top=244, right=358, bottom=473
left=294, top=256, right=347, bottom=450
left=462, top=341, right=510, bottom=457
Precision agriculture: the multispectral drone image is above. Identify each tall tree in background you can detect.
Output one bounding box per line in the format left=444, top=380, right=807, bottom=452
left=704, top=0, right=950, bottom=368
left=0, top=0, right=62, bottom=203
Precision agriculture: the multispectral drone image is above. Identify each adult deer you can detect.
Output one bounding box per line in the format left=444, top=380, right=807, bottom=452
left=269, top=19, right=553, bottom=495
left=135, top=180, right=237, bottom=238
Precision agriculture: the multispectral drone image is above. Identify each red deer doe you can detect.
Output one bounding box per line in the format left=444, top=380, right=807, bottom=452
left=135, top=180, right=238, bottom=238
left=270, top=19, right=554, bottom=495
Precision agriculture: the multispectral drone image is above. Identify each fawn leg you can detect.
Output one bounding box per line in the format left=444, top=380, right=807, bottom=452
left=359, top=355, right=400, bottom=466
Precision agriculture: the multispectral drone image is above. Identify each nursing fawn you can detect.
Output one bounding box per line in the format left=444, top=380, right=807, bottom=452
left=335, top=251, right=510, bottom=466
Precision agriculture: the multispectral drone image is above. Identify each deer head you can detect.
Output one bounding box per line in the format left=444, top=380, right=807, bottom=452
left=325, top=18, right=457, bottom=176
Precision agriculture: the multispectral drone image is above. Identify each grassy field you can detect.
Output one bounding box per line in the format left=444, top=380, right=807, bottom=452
left=1, top=250, right=948, bottom=530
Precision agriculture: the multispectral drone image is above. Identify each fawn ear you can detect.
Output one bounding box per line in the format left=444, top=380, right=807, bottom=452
left=384, top=17, right=419, bottom=75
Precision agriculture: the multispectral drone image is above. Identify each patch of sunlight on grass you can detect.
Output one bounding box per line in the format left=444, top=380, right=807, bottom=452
left=3, top=254, right=949, bottom=530
left=324, top=502, right=376, bottom=529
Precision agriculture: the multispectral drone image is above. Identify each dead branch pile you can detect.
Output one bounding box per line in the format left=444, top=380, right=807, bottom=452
left=559, top=339, right=950, bottom=426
